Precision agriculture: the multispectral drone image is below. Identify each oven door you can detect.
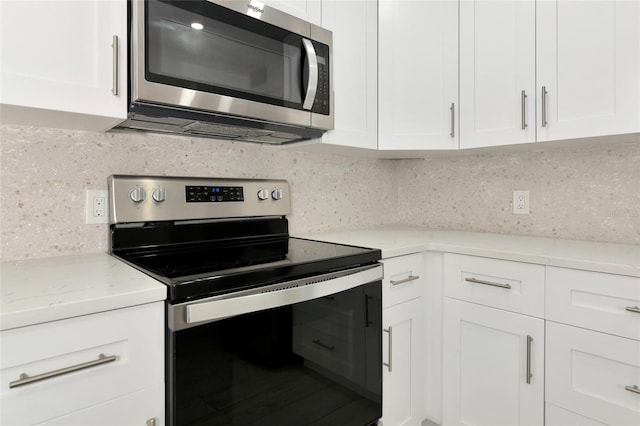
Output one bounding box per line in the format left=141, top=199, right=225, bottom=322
left=131, top=0, right=332, bottom=128
left=167, top=266, right=382, bottom=426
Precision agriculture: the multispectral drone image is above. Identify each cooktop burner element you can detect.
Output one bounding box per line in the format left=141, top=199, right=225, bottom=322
left=108, top=175, right=381, bottom=302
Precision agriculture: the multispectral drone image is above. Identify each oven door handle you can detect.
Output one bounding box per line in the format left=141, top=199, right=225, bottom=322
left=170, top=264, right=383, bottom=331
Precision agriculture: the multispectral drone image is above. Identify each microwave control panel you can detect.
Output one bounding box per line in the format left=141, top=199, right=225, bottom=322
left=311, top=42, right=330, bottom=116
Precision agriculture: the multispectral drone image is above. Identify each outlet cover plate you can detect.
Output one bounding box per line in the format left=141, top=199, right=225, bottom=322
left=86, top=190, right=109, bottom=224
left=513, top=190, right=530, bottom=215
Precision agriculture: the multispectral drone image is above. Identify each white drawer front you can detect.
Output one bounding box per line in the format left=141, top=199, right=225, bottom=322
left=444, top=254, right=545, bottom=317
left=36, top=383, right=164, bottom=426
left=546, top=321, right=640, bottom=426
left=546, top=267, right=640, bottom=340
left=381, top=253, right=425, bottom=308
left=1, top=303, right=164, bottom=426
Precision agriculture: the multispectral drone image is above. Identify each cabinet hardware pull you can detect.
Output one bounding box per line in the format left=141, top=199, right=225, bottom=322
left=9, top=354, right=116, bottom=389
left=312, top=339, right=335, bottom=351
left=450, top=103, right=455, bottom=138
left=112, top=35, right=119, bottom=96
left=383, top=327, right=393, bottom=372
left=521, top=90, right=528, bottom=130
left=625, top=385, right=640, bottom=394
left=526, top=335, right=533, bottom=384
left=464, top=277, right=512, bottom=289
left=390, top=275, right=420, bottom=286
left=146, top=419, right=157, bottom=426
left=541, top=86, right=548, bottom=127
left=625, top=306, right=640, bottom=314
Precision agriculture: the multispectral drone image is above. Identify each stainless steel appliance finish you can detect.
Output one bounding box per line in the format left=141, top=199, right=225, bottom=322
left=116, top=0, right=334, bottom=144
left=108, top=175, right=291, bottom=223
left=109, top=175, right=383, bottom=426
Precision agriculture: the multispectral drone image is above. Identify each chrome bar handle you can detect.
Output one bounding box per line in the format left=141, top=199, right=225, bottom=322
left=526, top=335, right=533, bottom=384
left=541, top=86, right=548, bottom=127
left=465, top=277, right=512, bottom=290
left=9, top=354, right=117, bottom=389
left=312, top=339, right=335, bottom=351
left=521, top=90, right=527, bottom=130
left=625, top=306, right=640, bottom=314
left=302, top=38, right=318, bottom=110
left=625, top=385, right=640, bottom=394
left=450, top=103, right=455, bottom=138
left=111, top=35, right=119, bottom=96
left=146, top=419, right=158, bottom=426
left=390, top=275, right=420, bottom=286
left=383, top=327, right=392, bottom=372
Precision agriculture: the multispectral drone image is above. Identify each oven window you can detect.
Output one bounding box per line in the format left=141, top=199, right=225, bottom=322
left=145, top=0, right=306, bottom=110
left=168, top=282, right=382, bottom=426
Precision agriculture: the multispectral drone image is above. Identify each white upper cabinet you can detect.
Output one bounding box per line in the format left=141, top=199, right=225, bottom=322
left=0, top=0, right=127, bottom=131
left=378, top=0, right=459, bottom=151
left=459, top=0, right=536, bottom=149
left=321, top=0, right=378, bottom=150
left=262, top=0, right=321, bottom=25
left=537, top=0, right=640, bottom=141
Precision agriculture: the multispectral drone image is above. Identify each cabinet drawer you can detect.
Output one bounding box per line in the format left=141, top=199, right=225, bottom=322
left=381, top=253, right=425, bottom=308
left=36, top=383, right=164, bottom=426
left=444, top=254, right=545, bottom=317
left=546, top=267, right=640, bottom=340
left=546, top=321, right=640, bottom=426
left=0, top=303, right=164, bottom=426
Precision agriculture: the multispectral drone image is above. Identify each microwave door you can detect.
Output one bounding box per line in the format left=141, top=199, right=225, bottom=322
left=301, top=39, right=318, bottom=111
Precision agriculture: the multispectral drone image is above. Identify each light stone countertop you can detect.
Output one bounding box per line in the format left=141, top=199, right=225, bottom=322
left=0, top=253, right=166, bottom=331
left=299, top=227, right=640, bottom=277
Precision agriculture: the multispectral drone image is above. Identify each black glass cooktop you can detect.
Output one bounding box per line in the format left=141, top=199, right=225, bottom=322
left=111, top=218, right=380, bottom=302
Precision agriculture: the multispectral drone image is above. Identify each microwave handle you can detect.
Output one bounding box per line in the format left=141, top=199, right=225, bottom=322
left=302, top=38, right=319, bottom=110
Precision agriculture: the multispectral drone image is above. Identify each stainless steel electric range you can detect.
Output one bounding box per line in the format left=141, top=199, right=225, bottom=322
left=108, top=175, right=383, bottom=426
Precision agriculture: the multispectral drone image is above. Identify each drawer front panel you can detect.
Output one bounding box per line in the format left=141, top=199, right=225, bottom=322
left=546, top=267, right=640, bottom=340
left=444, top=254, right=545, bottom=317
left=0, top=303, right=164, bottom=426
left=546, top=321, right=640, bottom=426
left=381, top=253, right=425, bottom=308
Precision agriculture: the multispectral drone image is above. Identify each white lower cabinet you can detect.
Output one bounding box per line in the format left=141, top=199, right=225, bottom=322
left=0, top=302, right=164, bottom=426
left=546, top=321, right=640, bottom=426
left=380, top=253, right=425, bottom=426
left=443, top=298, right=544, bottom=426
left=383, top=297, right=424, bottom=426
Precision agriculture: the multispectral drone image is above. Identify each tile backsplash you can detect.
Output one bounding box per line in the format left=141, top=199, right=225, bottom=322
left=1, top=125, right=638, bottom=261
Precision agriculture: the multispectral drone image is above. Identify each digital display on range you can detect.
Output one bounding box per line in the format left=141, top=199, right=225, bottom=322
left=186, top=186, right=244, bottom=203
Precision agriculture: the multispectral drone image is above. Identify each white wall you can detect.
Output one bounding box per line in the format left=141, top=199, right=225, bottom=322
left=1, top=125, right=638, bottom=261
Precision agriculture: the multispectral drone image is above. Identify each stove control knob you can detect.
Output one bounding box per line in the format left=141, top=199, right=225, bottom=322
left=257, top=189, right=270, bottom=200
left=271, top=189, right=283, bottom=200
left=152, top=187, right=167, bottom=203
left=129, top=187, right=146, bottom=203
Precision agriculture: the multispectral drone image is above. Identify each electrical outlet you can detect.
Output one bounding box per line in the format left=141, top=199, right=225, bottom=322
left=512, top=190, right=530, bottom=214
left=86, top=190, right=109, bottom=224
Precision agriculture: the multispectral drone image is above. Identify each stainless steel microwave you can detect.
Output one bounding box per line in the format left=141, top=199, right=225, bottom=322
left=115, top=0, right=333, bottom=144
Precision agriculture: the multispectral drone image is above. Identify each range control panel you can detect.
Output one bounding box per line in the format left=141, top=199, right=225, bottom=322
left=108, top=175, right=291, bottom=224
left=186, top=186, right=244, bottom=203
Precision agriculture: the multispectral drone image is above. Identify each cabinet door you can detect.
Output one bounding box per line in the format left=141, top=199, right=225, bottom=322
left=537, top=0, right=640, bottom=140
left=443, top=298, right=544, bottom=426
left=0, top=0, right=127, bottom=131
left=459, top=0, right=535, bottom=149
left=382, top=297, right=424, bottom=426
left=378, top=0, right=458, bottom=150
left=321, top=0, right=377, bottom=150
left=546, top=321, right=640, bottom=426
left=262, top=0, right=321, bottom=25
